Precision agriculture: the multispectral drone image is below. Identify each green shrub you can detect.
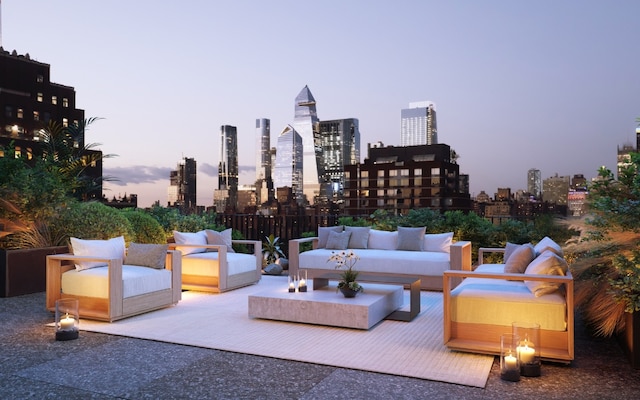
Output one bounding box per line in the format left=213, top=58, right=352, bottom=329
left=120, top=208, right=165, bottom=244
left=53, top=201, right=133, bottom=242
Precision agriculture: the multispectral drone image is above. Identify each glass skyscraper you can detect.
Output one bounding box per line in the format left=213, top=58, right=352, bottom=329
left=401, top=101, right=438, bottom=146
left=255, top=118, right=273, bottom=203
left=527, top=168, right=542, bottom=199
left=274, top=125, right=303, bottom=204
left=292, top=85, right=322, bottom=204
left=219, top=125, right=239, bottom=210
left=318, top=118, right=360, bottom=199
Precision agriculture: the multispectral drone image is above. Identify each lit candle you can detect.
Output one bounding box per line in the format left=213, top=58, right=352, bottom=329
left=517, top=344, right=536, bottom=364
left=504, top=354, right=518, bottom=370
left=59, top=314, right=75, bottom=330
left=288, top=280, right=295, bottom=292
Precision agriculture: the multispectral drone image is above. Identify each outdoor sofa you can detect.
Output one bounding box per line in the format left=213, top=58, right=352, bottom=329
left=289, top=226, right=472, bottom=291
left=443, top=237, right=574, bottom=363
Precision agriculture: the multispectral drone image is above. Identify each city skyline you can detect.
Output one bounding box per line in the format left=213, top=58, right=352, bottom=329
left=2, top=1, right=638, bottom=208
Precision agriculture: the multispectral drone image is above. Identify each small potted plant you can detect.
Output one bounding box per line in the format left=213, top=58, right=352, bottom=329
left=262, top=234, right=286, bottom=275
left=328, top=250, right=363, bottom=297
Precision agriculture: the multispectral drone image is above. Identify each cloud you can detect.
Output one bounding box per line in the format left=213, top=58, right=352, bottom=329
left=104, top=166, right=172, bottom=186
left=200, top=163, right=217, bottom=177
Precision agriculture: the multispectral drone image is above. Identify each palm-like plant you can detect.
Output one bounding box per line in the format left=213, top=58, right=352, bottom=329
left=262, top=234, right=285, bottom=265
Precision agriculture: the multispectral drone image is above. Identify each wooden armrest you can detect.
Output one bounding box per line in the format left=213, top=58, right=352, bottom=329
left=444, top=269, right=573, bottom=283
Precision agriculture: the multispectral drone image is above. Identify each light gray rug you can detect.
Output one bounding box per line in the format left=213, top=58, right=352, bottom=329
left=77, top=275, right=493, bottom=388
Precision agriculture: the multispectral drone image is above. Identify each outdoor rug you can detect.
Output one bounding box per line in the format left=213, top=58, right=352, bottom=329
left=77, top=275, right=494, bottom=388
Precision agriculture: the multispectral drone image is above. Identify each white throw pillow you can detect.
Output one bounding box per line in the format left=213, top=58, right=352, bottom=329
left=524, top=250, right=569, bottom=297
left=423, top=232, right=453, bottom=253
left=396, top=227, right=426, bottom=251
left=345, top=226, right=371, bottom=249
left=205, top=228, right=235, bottom=253
left=533, top=236, right=564, bottom=257
left=367, top=229, right=397, bottom=250
left=70, top=236, right=126, bottom=271
left=173, top=230, right=208, bottom=255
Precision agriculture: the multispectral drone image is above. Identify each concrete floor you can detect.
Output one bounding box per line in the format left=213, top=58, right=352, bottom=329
left=1, top=291, right=639, bottom=400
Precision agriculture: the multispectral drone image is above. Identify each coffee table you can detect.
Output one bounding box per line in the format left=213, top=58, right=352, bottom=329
left=248, top=281, right=403, bottom=330
left=312, top=273, right=421, bottom=322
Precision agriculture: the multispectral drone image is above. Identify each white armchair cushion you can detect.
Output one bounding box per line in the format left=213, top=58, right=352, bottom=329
left=173, top=230, right=207, bottom=255
left=524, top=250, right=569, bottom=297
left=62, top=265, right=172, bottom=299
left=70, top=236, right=126, bottom=271
left=423, top=232, right=453, bottom=253
left=367, top=229, right=397, bottom=250
left=205, top=228, right=235, bottom=253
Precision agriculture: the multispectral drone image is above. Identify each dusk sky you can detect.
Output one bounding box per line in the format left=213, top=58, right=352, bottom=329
left=3, top=1, right=639, bottom=208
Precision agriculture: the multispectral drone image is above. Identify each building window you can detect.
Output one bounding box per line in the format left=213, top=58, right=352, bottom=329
left=33, top=111, right=40, bottom=121
left=52, top=96, right=58, bottom=105
left=431, top=198, right=440, bottom=207
left=361, top=170, right=368, bottom=178
left=360, top=179, right=368, bottom=188
left=414, top=168, right=422, bottom=176
left=17, top=109, right=23, bottom=119
left=37, top=93, right=43, bottom=102
left=37, top=75, right=44, bottom=83
left=62, top=118, right=69, bottom=127
left=431, top=167, right=440, bottom=176
left=378, top=170, right=385, bottom=177
left=377, top=189, right=385, bottom=196
left=62, top=98, right=69, bottom=107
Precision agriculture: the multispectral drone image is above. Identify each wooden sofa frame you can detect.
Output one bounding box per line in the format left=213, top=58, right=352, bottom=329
left=46, top=250, right=182, bottom=322
left=442, top=247, right=574, bottom=363
left=168, top=239, right=262, bottom=293
left=289, top=237, right=472, bottom=291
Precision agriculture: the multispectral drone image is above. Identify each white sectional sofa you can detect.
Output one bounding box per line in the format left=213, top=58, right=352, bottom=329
left=443, top=237, right=574, bottom=363
left=170, top=229, right=262, bottom=293
left=289, top=226, right=471, bottom=291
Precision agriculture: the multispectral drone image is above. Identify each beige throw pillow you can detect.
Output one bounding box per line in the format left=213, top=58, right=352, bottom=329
left=524, top=250, right=569, bottom=297
left=125, top=243, right=168, bottom=269
left=205, top=228, right=235, bottom=253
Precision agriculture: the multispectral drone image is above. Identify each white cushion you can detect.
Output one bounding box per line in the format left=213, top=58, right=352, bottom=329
left=70, top=236, right=126, bottom=271
left=524, top=250, right=569, bottom=297
left=345, top=226, right=371, bottom=249
left=181, top=252, right=257, bottom=277
left=367, top=229, right=397, bottom=250
left=533, top=236, right=564, bottom=257
left=173, top=230, right=208, bottom=255
left=423, top=232, right=453, bottom=253
left=61, top=265, right=172, bottom=299
left=205, top=228, right=234, bottom=253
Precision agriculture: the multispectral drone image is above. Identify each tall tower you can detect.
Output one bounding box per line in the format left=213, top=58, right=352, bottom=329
left=527, top=168, right=542, bottom=199
left=219, top=125, right=238, bottom=211
left=274, top=125, right=303, bottom=204
left=168, top=157, right=196, bottom=213
left=317, top=118, right=360, bottom=200
left=292, top=85, right=321, bottom=204
left=401, top=101, right=437, bottom=146
left=255, top=118, right=274, bottom=203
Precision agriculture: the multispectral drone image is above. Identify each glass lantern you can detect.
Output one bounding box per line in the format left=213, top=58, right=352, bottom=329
left=513, top=322, right=541, bottom=377
left=500, top=333, right=521, bottom=382
left=55, top=298, right=79, bottom=341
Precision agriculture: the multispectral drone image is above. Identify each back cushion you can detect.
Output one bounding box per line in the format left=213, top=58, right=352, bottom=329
left=345, top=226, right=371, bottom=249
left=423, top=232, right=453, bottom=253
left=70, top=236, right=126, bottom=271
left=325, top=231, right=351, bottom=250
left=317, top=226, right=343, bottom=248
left=524, top=250, right=569, bottom=297
left=173, top=230, right=208, bottom=255
left=205, top=228, right=235, bottom=253
left=396, top=227, right=426, bottom=251
left=503, top=243, right=535, bottom=274
left=534, top=236, right=564, bottom=257
left=367, top=229, right=397, bottom=250
left=125, top=243, right=169, bottom=269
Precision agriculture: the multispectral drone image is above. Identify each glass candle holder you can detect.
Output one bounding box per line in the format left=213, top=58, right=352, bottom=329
left=55, top=298, right=79, bottom=341
left=298, top=271, right=308, bottom=292
left=288, top=275, right=296, bottom=292
left=500, top=333, right=521, bottom=382
left=513, top=322, right=541, bottom=377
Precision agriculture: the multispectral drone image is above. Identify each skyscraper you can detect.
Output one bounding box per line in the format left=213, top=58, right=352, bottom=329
left=219, top=125, right=238, bottom=211
left=168, top=157, right=196, bottom=213
left=255, top=118, right=274, bottom=203
left=400, top=101, right=438, bottom=146
left=292, top=85, right=322, bottom=204
left=317, top=118, right=360, bottom=199
left=527, top=168, right=542, bottom=199
left=274, top=125, right=303, bottom=204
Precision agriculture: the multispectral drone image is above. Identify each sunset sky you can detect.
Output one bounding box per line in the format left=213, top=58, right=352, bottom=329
left=3, top=1, right=639, bottom=207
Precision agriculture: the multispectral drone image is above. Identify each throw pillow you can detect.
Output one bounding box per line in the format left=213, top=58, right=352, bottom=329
left=524, top=250, right=569, bottom=297
left=503, top=242, right=521, bottom=263
left=70, top=236, right=126, bottom=271
left=367, top=229, right=398, bottom=250
left=503, top=243, right=535, bottom=274
left=317, top=226, right=343, bottom=248
left=533, top=236, right=564, bottom=257
left=173, top=230, right=208, bottom=255
left=345, top=226, right=371, bottom=249
left=423, top=232, right=453, bottom=253
left=125, top=243, right=168, bottom=269
left=205, top=228, right=235, bottom=253
left=396, top=226, right=426, bottom=251
left=325, top=230, right=351, bottom=250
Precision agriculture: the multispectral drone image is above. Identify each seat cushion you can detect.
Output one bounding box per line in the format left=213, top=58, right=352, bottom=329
left=181, top=252, right=257, bottom=277
left=61, top=265, right=172, bottom=299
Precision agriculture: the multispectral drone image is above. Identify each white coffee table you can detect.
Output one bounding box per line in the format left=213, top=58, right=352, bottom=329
left=248, top=281, right=403, bottom=329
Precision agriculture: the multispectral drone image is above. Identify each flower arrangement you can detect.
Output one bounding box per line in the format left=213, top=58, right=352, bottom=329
left=328, top=250, right=363, bottom=294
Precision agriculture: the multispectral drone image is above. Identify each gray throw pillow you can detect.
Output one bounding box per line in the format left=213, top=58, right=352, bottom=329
left=124, top=243, right=168, bottom=269
left=345, top=226, right=371, bottom=249
left=317, top=226, right=343, bottom=248
left=504, top=244, right=535, bottom=274
left=396, top=226, right=426, bottom=251
left=325, top=231, right=352, bottom=250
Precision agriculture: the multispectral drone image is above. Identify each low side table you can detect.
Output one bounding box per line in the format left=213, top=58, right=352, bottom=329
left=312, top=273, right=421, bottom=321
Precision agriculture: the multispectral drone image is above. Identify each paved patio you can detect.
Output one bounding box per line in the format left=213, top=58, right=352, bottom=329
left=1, top=291, right=639, bottom=399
